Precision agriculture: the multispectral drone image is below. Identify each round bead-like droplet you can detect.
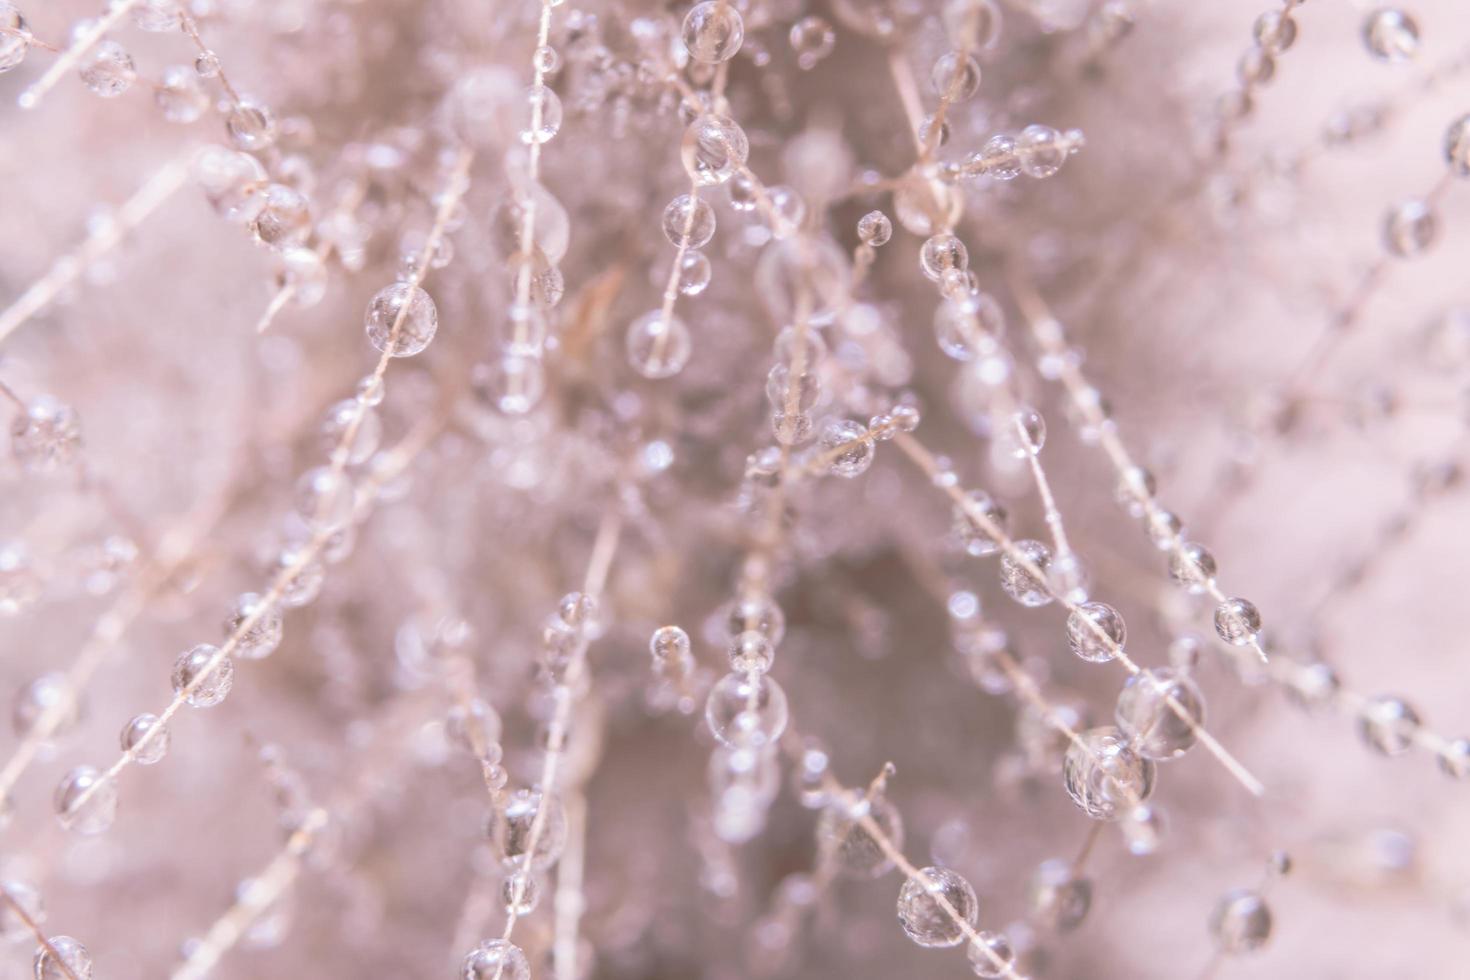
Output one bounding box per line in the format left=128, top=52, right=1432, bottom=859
left=156, top=64, right=208, bottom=123
left=726, top=595, right=786, bottom=646
left=857, top=210, right=892, bottom=246
left=0, top=4, right=30, bottom=75
left=1065, top=601, right=1125, bottom=663
left=1213, top=597, right=1261, bottom=645
left=1356, top=695, right=1421, bottom=756
left=662, top=194, right=716, bottom=248
left=1169, top=541, right=1217, bottom=593
left=625, top=311, right=692, bottom=379
left=80, top=40, right=135, bottom=97
left=364, top=283, right=438, bottom=357
left=930, top=51, right=981, bottom=102
left=1253, top=11, right=1297, bottom=53
left=500, top=872, right=540, bottom=916
left=1115, top=668, right=1205, bottom=760
left=789, top=16, right=836, bottom=70
left=1445, top=114, right=1470, bottom=177
left=294, top=466, right=355, bottom=531
left=518, top=84, right=562, bottom=144
left=677, top=250, right=712, bottom=295
left=1017, top=125, right=1065, bottom=178
left=12, top=672, right=79, bottom=739
left=12, top=396, right=82, bottom=473
left=33, top=935, right=92, bottom=980
left=172, top=644, right=234, bottom=708
left=682, top=0, right=745, bottom=63
left=1382, top=199, right=1437, bottom=257
left=681, top=114, right=749, bottom=187
left=967, top=930, right=1016, bottom=978
left=897, top=866, right=978, bottom=948
left=1063, top=725, right=1156, bottom=820
left=650, top=625, right=691, bottom=667
left=952, top=490, right=1006, bottom=557
left=1209, top=888, right=1272, bottom=954
left=819, top=419, right=874, bottom=478
left=119, top=712, right=169, bottom=765
left=221, top=593, right=282, bottom=664
left=54, top=766, right=116, bottom=835
left=1362, top=9, right=1419, bottom=62
left=321, top=399, right=381, bottom=465
left=226, top=96, right=278, bottom=152
left=979, top=134, right=1021, bottom=180
left=999, top=539, right=1054, bottom=607
left=461, top=938, right=530, bottom=980
left=705, top=671, right=788, bottom=747
left=1027, top=859, right=1093, bottom=932
left=728, top=631, right=775, bottom=674
left=486, top=788, right=568, bottom=872
left=816, top=791, right=905, bottom=878
left=919, top=234, right=969, bottom=283
left=1121, top=803, right=1166, bottom=855
left=251, top=184, right=311, bottom=250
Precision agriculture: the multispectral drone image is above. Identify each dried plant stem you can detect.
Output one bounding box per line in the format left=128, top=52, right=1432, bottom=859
left=0, top=885, right=80, bottom=980
left=0, top=157, right=189, bottom=347
left=1007, top=264, right=1272, bottom=666
left=893, top=431, right=1266, bottom=797
left=552, top=790, right=587, bottom=980
left=18, top=0, right=142, bottom=109
left=168, top=808, right=329, bottom=980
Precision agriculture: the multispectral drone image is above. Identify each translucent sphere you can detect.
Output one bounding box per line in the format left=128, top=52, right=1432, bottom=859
left=473, top=353, right=545, bottom=415
left=625, top=311, right=692, bottom=379
left=501, top=871, right=540, bottom=916
left=252, top=184, right=311, bottom=249
left=12, top=396, right=82, bottom=473
left=1065, top=601, right=1125, bottom=663
left=172, top=644, right=234, bottom=708
left=461, top=939, right=530, bottom=980
left=897, top=866, right=978, bottom=948
left=1027, top=859, right=1093, bottom=932
left=272, top=543, right=324, bottom=608
left=1383, top=199, right=1437, bottom=257
left=1115, top=668, right=1205, bottom=760
left=967, top=930, right=1016, bottom=978
left=119, top=712, right=170, bottom=765
left=54, top=766, right=116, bottom=835
left=789, top=16, right=836, bottom=70
left=1357, top=695, right=1421, bottom=756
left=226, top=96, right=278, bottom=152
left=0, top=4, right=29, bottom=75
left=953, top=490, right=1007, bottom=557
left=492, top=181, right=570, bottom=265
left=1017, top=125, right=1065, bottom=178
left=662, top=194, right=716, bottom=248
left=445, top=698, right=502, bottom=757
left=931, top=51, right=981, bottom=102
left=705, top=671, right=788, bottom=747
left=650, top=625, right=692, bottom=669
left=857, top=210, right=892, bottom=246
left=944, top=0, right=1003, bottom=50
left=1121, top=802, right=1166, bottom=855
left=919, top=234, right=969, bottom=283
left=1252, top=10, right=1296, bottom=53
left=276, top=247, right=327, bottom=307
left=1169, top=542, right=1217, bottom=593
left=728, top=631, right=774, bottom=674
left=294, top=466, right=355, bottom=531
left=321, top=400, right=381, bottom=466
left=979, top=134, right=1021, bottom=180
left=156, top=64, right=208, bottom=123
left=364, top=283, right=438, bottom=357
left=816, top=792, right=905, bottom=879
left=518, top=85, right=562, bottom=144
left=726, top=595, right=786, bottom=645
left=487, top=788, right=568, bottom=872
left=1209, top=888, right=1272, bottom=954
left=33, top=935, right=92, bottom=980
left=80, top=40, right=135, bottom=97
left=677, top=250, right=712, bottom=295
left=754, top=236, right=850, bottom=327
left=12, top=673, right=79, bottom=739
left=1362, top=9, right=1418, bottom=62
left=1063, top=725, right=1156, bottom=820
left=1003, top=406, right=1046, bottom=458
left=999, top=540, right=1054, bottom=607
left=819, top=419, right=874, bottom=478
left=224, top=592, right=283, bottom=661
left=1445, top=114, right=1470, bottom=176
left=1213, top=597, right=1261, bottom=645
left=681, top=114, right=749, bottom=187
left=682, top=1, right=744, bottom=63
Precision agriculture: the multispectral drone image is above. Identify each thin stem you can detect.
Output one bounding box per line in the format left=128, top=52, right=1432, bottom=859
left=18, top=0, right=142, bottom=109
